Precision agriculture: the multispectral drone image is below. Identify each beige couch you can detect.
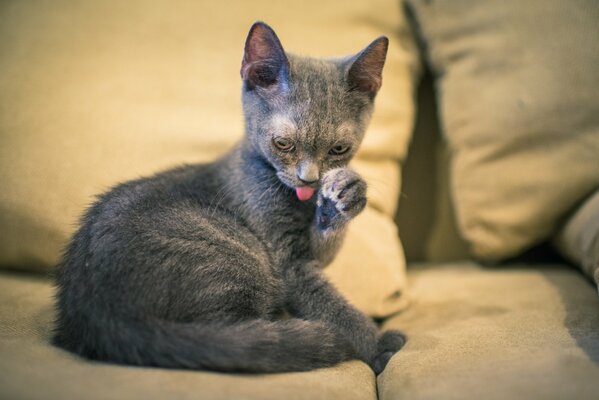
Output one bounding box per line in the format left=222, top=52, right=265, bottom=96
left=2, top=1, right=599, bottom=399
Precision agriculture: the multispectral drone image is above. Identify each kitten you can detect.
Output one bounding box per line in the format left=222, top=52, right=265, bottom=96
left=53, top=22, right=405, bottom=374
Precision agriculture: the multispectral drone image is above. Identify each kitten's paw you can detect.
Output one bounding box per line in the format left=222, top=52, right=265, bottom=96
left=316, top=168, right=366, bottom=231
left=371, top=330, right=407, bottom=375
left=378, top=330, right=407, bottom=353
left=371, top=351, right=395, bottom=375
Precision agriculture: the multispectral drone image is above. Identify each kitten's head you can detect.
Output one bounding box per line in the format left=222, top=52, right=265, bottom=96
left=240, top=22, right=388, bottom=201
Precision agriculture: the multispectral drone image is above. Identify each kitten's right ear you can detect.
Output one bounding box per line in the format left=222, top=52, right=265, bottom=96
left=241, top=22, right=289, bottom=90
left=345, top=36, right=389, bottom=98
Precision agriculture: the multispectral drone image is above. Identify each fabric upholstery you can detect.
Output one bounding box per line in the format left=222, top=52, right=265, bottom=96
left=3, top=263, right=598, bottom=399
left=378, top=262, right=599, bottom=400
left=554, top=188, right=599, bottom=289
left=0, top=0, right=419, bottom=316
left=0, top=270, right=377, bottom=400
left=405, top=0, right=599, bottom=260
left=396, top=72, right=470, bottom=263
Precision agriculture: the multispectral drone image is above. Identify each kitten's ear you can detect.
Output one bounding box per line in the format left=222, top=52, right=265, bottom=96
left=241, top=22, right=289, bottom=90
left=345, top=37, right=389, bottom=97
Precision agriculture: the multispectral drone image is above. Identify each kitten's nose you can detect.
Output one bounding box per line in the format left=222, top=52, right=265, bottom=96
left=297, top=161, right=319, bottom=185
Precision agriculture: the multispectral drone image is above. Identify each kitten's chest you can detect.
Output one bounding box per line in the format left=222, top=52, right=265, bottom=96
left=244, top=190, right=316, bottom=260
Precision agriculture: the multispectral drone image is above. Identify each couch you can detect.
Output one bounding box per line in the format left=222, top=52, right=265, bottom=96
left=1, top=1, right=598, bottom=399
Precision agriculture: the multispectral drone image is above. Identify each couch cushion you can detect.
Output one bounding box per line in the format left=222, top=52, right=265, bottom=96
left=396, top=73, right=471, bottom=263
left=378, top=262, right=599, bottom=400
left=405, top=0, right=599, bottom=260
left=0, top=270, right=377, bottom=400
left=0, top=0, right=419, bottom=317
left=554, top=188, right=599, bottom=290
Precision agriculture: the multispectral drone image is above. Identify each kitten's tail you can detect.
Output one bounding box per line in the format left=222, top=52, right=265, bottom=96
left=55, top=317, right=358, bottom=373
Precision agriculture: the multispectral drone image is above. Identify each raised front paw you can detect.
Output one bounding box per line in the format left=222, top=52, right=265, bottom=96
left=316, top=168, right=367, bottom=231
left=371, top=330, right=406, bottom=375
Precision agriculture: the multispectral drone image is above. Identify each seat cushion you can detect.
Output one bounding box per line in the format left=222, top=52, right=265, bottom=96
left=378, top=262, right=599, bottom=400
left=0, top=270, right=377, bottom=400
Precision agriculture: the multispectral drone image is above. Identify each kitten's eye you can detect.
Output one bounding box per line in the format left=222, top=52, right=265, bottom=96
left=273, top=137, right=295, bottom=152
left=329, top=144, right=351, bottom=156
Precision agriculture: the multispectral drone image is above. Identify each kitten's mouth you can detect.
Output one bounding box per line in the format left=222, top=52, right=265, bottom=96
left=295, top=186, right=316, bottom=202
left=275, top=171, right=317, bottom=201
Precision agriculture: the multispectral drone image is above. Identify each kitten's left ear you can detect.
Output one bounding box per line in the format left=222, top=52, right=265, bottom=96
left=345, top=37, right=389, bottom=97
left=241, top=22, right=289, bottom=90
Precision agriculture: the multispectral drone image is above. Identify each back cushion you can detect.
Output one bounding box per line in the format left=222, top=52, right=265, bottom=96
left=406, top=0, right=599, bottom=260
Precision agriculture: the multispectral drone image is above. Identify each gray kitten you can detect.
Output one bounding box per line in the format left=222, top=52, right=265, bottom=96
left=53, top=22, right=405, bottom=374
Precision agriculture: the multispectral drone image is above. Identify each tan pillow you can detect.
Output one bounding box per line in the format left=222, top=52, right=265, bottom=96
left=405, top=0, right=599, bottom=260
left=0, top=0, right=418, bottom=317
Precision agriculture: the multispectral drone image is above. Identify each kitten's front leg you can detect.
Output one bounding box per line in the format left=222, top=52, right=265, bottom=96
left=303, top=167, right=405, bottom=373
left=285, top=261, right=405, bottom=374
left=316, top=167, right=367, bottom=232
left=310, top=168, right=366, bottom=265
left=285, top=260, right=378, bottom=366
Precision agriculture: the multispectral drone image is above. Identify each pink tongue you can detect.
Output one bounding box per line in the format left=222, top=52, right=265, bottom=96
left=295, top=186, right=316, bottom=202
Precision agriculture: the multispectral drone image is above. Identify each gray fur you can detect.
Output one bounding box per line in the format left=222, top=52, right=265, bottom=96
left=53, top=22, right=405, bottom=374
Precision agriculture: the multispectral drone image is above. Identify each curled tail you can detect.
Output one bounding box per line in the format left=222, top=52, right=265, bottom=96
left=54, top=317, right=357, bottom=373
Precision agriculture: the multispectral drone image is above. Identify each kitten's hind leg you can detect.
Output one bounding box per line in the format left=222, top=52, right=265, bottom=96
left=125, top=205, right=281, bottom=322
